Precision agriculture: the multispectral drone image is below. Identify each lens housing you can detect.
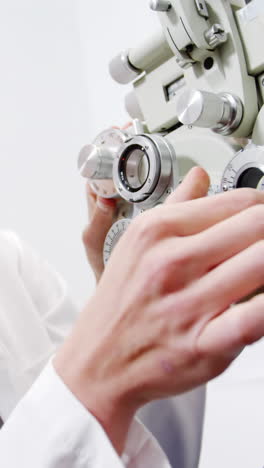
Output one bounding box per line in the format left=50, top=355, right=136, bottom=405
left=119, top=145, right=150, bottom=192
left=113, top=134, right=176, bottom=206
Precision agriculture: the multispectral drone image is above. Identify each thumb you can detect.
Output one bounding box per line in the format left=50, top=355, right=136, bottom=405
left=166, top=167, right=210, bottom=205
left=83, top=197, right=117, bottom=281
left=83, top=197, right=117, bottom=251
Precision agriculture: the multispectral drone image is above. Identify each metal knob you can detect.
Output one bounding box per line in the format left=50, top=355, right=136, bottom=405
left=109, top=50, right=141, bottom=85
left=176, top=89, right=243, bottom=135
left=205, top=24, right=227, bottom=50
left=78, top=144, right=114, bottom=180
left=149, top=0, right=171, bottom=11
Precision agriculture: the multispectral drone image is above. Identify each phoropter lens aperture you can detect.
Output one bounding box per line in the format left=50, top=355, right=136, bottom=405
left=236, top=167, right=264, bottom=189
left=119, top=145, right=150, bottom=192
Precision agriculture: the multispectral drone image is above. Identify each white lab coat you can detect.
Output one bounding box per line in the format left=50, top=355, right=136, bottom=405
left=0, top=231, right=78, bottom=421
left=0, top=231, right=205, bottom=467
left=0, top=230, right=263, bottom=467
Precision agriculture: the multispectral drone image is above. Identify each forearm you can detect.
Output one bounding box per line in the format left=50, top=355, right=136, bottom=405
left=53, top=314, right=139, bottom=455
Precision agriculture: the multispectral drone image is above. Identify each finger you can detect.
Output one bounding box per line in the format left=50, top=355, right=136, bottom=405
left=147, top=205, right=264, bottom=296
left=111, top=122, right=131, bottom=130
left=187, top=240, right=264, bottom=321
left=192, top=204, right=264, bottom=271
left=83, top=197, right=117, bottom=250
left=122, top=122, right=132, bottom=130
left=83, top=198, right=117, bottom=274
left=152, top=187, right=264, bottom=237
left=86, top=183, right=97, bottom=220
left=166, top=167, right=210, bottom=204
left=197, top=293, right=264, bottom=358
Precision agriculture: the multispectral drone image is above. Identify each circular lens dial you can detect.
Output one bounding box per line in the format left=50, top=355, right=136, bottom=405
left=221, top=145, right=264, bottom=192
left=79, top=128, right=128, bottom=199
left=103, top=219, right=131, bottom=265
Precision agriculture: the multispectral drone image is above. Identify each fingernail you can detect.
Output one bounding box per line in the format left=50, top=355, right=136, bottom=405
left=97, top=197, right=116, bottom=213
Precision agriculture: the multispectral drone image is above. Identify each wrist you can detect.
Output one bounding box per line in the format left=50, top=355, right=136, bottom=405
left=53, top=329, right=138, bottom=455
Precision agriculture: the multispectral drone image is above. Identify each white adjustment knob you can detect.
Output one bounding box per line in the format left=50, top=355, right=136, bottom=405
left=109, top=50, right=141, bottom=85
left=176, top=89, right=243, bottom=136
left=78, top=144, right=114, bottom=180
left=125, top=91, right=144, bottom=121
left=205, top=24, right=227, bottom=50
left=150, top=0, right=171, bottom=12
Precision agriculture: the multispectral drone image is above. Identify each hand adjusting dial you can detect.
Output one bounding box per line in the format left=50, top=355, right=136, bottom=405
left=78, top=128, right=128, bottom=199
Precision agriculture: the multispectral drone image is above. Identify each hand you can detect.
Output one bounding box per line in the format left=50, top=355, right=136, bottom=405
left=82, top=184, right=117, bottom=282
left=55, top=167, right=264, bottom=454
left=82, top=124, right=131, bottom=282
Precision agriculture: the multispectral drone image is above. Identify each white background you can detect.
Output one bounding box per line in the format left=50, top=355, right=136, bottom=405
left=0, top=2, right=264, bottom=468
left=0, top=0, right=158, bottom=306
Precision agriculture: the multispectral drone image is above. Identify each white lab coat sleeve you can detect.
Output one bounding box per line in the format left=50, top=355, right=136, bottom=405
left=0, top=231, right=79, bottom=420
left=0, top=360, right=171, bottom=468
left=13, top=232, right=79, bottom=347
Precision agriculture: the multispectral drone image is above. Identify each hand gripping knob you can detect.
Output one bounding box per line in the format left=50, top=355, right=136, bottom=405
left=176, top=89, right=243, bottom=136
left=78, top=144, right=114, bottom=180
